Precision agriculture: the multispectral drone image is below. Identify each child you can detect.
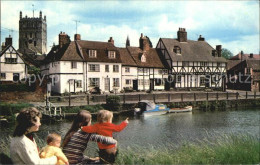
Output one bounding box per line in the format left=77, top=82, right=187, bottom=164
left=40, top=133, right=69, bottom=165
left=81, top=110, right=128, bottom=164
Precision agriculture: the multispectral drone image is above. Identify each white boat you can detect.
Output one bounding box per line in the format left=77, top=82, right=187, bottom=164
left=167, top=106, right=192, bottom=113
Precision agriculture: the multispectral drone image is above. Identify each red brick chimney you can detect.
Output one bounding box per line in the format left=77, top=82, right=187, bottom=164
left=177, top=28, right=187, bottom=42
left=216, top=45, right=222, bottom=57
left=139, top=33, right=151, bottom=51
left=59, top=32, right=71, bottom=48
left=108, top=37, right=114, bottom=45
left=74, top=34, right=81, bottom=41
left=250, top=53, right=253, bottom=58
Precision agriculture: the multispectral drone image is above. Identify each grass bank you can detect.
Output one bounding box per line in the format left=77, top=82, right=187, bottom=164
left=116, top=134, right=259, bottom=164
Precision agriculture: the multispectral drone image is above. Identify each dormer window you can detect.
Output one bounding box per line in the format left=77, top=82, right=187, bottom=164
left=174, top=46, right=181, bottom=55
left=141, top=54, right=146, bottom=62
left=108, top=51, right=116, bottom=59
left=89, top=50, right=97, bottom=58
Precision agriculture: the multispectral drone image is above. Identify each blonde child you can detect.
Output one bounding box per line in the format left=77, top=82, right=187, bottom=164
left=40, top=133, right=69, bottom=165
left=81, top=110, right=128, bottom=164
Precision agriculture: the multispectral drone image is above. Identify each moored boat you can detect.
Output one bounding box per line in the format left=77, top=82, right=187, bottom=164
left=168, top=106, right=192, bottom=113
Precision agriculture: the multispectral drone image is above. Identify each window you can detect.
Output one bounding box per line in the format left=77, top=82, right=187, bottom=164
left=76, top=80, right=82, bottom=88
left=89, top=78, right=100, bottom=87
left=144, top=68, right=148, bottom=73
left=125, top=79, right=131, bottom=85
left=138, top=68, right=143, bottom=72
left=141, top=54, right=146, bottom=62
left=5, top=58, right=17, bottom=64
left=211, top=76, right=217, bottom=85
left=89, top=64, right=100, bottom=72
left=113, top=65, right=119, bottom=72
left=200, top=62, right=208, bottom=66
left=138, top=79, right=143, bottom=86
left=89, top=50, right=97, bottom=58
left=125, top=67, right=130, bottom=73
left=105, top=65, right=109, bottom=72
left=0, top=73, right=6, bottom=79
left=144, top=79, right=150, bottom=85
left=155, top=79, right=162, bottom=86
left=176, top=75, right=182, bottom=83
left=113, top=78, right=120, bottom=87
left=200, top=77, right=205, bottom=86
left=174, top=46, right=181, bottom=55
left=71, top=62, right=77, bottom=69
left=108, top=51, right=116, bottom=59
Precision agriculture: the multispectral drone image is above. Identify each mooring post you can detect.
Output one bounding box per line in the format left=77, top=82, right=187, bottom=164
left=246, top=91, right=248, bottom=99
left=254, top=91, right=256, bottom=99
left=123, top=93, right=126, bottom=104
left=139, top=94, right=141, bottom=101
left=153, top=94, right=156, bottom=103
left=226, top=92, right=229, bottom=100
left=87, top=94, right=89, bottom=105
left=168, top=93, right=171, bottom=102
left=236, top=92, right=239, bottom=100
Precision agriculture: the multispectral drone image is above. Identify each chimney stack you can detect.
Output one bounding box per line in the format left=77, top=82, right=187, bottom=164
left=126, top=35, right=130, bottom=47
left=108, top=37, right=114, bottom=45
left=198, top=35, right=205, bottom=41
left=177, top=28, right=187, bottom=42
left=74, top=34, right=81, bottom=41
left=139, top=33, right=151, bottom=51
left=250, top=53, right=253, bottom=58
left=5, top=35, right=13, bottom=47
left=1, top=42, right=5, bottom=50
left=59, top=32, right=71, bottom=48
left=216, top=45, right=222, bottom=57
left=212, top=50, right=217, bottom=57
left=40, top=11, right=42, bottom=18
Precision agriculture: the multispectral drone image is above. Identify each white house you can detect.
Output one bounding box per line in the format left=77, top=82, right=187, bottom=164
left=156, top=28, right=227, bottom=90
left=119, top=33, right=169, bottom=91
left=0, top=36, right=27, bottom=83
left=40, top=32, right=122, bottom=94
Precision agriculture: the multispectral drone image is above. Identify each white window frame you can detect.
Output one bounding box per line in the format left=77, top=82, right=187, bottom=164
left=125, top=79, right=131, bottom=85
left=113, top=65, right=119, bottom=72
left=105, top=65, right=109, bottom=72
left=71, top=62, right=77, bottom=69
left=108, top=51, right=116, bottom=59
left=89, top=78, right=100, bottom=87
left=113, top=78, right=120, bottom=87
left=89, top=50, right=97, bottom=58
left=89, top=64, right=100, bottom=72
left=76, top=80, right=82, bottom=88
left=125, top=67, right=130, bottom=73
left=0, top=73, right=6, bottom=79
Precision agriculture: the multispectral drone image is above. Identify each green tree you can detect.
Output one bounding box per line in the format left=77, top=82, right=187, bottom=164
left=222, top=48, right=234, bottom=59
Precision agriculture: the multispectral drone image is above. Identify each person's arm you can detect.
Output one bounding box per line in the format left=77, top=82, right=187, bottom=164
left=112, top=118, right=129, bottom=132
left=89, top=134, right=117, bottom=145
left=81, top=124, right=97, bottom=133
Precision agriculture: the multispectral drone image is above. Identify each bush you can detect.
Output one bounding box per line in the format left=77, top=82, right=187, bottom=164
left=105, top=95, right=121, bottom=111
left=0, top=83, right=35, bottom=92
left=0, top=102, right=33, bottom=116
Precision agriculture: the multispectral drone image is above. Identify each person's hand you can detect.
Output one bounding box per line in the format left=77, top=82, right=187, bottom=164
left=65, top=161, right=69, bottom=165
left=124, top=117, right=129, bottom=124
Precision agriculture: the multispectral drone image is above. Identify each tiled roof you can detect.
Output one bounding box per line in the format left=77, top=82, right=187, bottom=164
left=160, top=38, right=227, bottom=62
left=230, top=54, right=260, bottom=60
left=78, top=40, right=121, bottom=63
left=118, top=48, right=137, bottom=66
left=247, top=60, right=260, bottom=70
left=227, top=60, right=241, bottom=70
left=126, top=47, right=165, bottom=68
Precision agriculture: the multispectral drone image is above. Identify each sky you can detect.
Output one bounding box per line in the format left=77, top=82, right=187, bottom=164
left=1, top=0, right=259, bottom=55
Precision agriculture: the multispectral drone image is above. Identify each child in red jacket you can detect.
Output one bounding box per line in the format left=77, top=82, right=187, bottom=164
left=81, top=110, right=128, bottom=164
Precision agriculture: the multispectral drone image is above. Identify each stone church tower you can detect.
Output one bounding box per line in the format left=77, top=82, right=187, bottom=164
left=18, top=11, right=47, bottom=55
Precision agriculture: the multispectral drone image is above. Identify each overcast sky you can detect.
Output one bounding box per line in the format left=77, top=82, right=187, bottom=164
left=1, top=0, right=259, bottom=55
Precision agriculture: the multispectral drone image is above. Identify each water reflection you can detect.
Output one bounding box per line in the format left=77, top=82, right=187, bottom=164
left=1, top=107, right=259, bottom=154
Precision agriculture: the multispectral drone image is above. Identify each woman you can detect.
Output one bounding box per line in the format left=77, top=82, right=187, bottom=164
left=62, top=110, right=117, bottom=165
left=10, top=107, right=57, bottom=164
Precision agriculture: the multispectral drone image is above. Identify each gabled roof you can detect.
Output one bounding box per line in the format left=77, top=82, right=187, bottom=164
left=118, top=48, right=137, bottom=66
left=0, top=45, right=26, bottom=64
left=126, top=47, right=165, bottom=68
left=160, top=38, right=227, bottom=62
left=227, top=60, right=241, bottom=70
left=44, top=41, right=83, bottom=62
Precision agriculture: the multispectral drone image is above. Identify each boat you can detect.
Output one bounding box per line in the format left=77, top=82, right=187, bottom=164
left=134, top=100, right=170, bottom=117
left=134, top=100, right=192, bottom=117
left=167, top=106, right=192, bottom=113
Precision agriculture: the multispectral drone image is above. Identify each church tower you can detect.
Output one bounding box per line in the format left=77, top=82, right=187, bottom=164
left=19, top=11, right=47, bottom=55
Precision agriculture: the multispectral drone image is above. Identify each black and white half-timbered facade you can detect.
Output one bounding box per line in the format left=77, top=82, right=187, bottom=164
left=0, top=36, right=27, bottom=83
left=156, top=28, right=227, bottom=91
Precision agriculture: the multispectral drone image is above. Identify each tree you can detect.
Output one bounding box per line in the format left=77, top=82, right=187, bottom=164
left=222, top=48, right=234, bottom=60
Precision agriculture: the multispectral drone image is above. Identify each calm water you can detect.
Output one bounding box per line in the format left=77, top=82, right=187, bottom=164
left=1, top=107, right=259, bottom=156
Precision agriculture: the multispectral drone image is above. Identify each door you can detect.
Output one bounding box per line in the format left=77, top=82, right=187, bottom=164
left=105, top=78, right=110, bottom=91
left=133, top=80, right=138, bottom=91
left=13, top=73, right=20, bottom=82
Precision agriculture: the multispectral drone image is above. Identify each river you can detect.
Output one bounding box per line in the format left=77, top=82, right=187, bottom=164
left=1, top=107, right=259, bottom=156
